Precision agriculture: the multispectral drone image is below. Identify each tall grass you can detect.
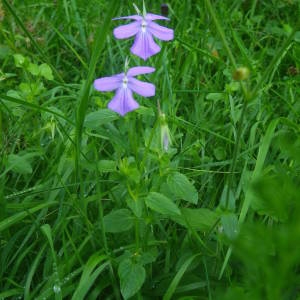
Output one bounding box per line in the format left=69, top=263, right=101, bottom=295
left=1, top=0, right=300, bottom=299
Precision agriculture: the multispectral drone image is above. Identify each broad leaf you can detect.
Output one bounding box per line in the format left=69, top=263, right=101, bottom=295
left=171, top=208, right=219, bottom=232
left=118, top=259, right=145, bottom=299
left=146, top=192, right=181, bottom=216
left=84, top=109, right=118, bottom=129
left=6, top=154, right=32, bottom=174
left=167, top=172, right=198, bottom=204
left=103, top=209, right=134, bottom=233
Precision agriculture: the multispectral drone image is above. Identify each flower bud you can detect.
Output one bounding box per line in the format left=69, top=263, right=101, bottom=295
left=161, top=4, right=169, bottom=17
left=159, top=113, right=171, bottom=152
left=233, top=67, right=250, bottom=81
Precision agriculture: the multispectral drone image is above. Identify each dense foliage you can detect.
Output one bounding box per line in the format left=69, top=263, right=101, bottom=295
left=1, top=0, right=300, bottom=299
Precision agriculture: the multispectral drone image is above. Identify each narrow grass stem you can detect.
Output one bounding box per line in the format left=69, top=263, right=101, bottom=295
left=204, top=0, right=249, bottom=210
left=204, top=0, right=237, bottom=69
left=225, top=99, right=248, bottom=209
left=94, top=148, right=120, bottom=300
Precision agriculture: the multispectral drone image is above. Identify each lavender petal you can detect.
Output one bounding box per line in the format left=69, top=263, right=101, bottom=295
left=113, top=21, right=140, bottom=39
left=128, top=78, right=155, bottom=97
left=130, top=31, right=161, bottom=60
left=108, top=88, right=139, bottom=116
left=148, top=22, right=174, bottom=41
left=112, top=15, right=143, bottom=21
left=127, top=66, right=155, bottom=77
left=94, top=75, right=122, bottom=91
left=145, top=13, right=170, bottom=21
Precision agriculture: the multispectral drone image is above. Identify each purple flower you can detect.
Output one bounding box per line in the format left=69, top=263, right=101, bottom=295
left=94, top=66, right=155, bottom=116
left=113, top=13, right=174, bottom=60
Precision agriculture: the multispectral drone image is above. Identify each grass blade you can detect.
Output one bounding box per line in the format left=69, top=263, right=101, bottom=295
left=74, top=0, right=119, bottom=194
left=163, top=254, right=201, bottom=300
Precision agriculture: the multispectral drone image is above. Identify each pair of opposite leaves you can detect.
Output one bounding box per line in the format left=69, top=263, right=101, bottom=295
left=94, top=10, right=174, bottom=116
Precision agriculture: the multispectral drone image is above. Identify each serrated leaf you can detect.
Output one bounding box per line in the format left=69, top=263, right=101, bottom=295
left=167, top=172, right=198, bottom=204
left=39, top=63, right=53, bottom=80
left=6, top=154, right=32, bottom=174
left=118, top=259, right=145, bottom=299
left=146, top=192, right=181, bottom=216
left=84, top=109, right=119, bottom=129
left=103, top=209, right=134, bottom=233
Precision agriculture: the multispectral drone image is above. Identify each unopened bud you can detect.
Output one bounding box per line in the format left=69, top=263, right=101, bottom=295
left=161, top=4, right=169, bottom=17
left=211, top=49, right=219, bottom=58
left=160, top=113, right=171, bottom=152
left=233, top=67, right=250, bottom=81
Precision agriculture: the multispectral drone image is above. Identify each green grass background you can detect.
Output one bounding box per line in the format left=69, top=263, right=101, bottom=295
left=1, top=0, right=300, bottom=299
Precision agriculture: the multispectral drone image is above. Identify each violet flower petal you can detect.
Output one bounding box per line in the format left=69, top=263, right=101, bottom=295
left=127, top=66, right=155, bottom=77
left=128, top=77, right=155, bottom=97
left=148, top=22, right=174, bottom=41
left=145, top=13, right=170, bottom=21
left=94, top=75, right=122, bottom=91
left=113, top=21, right=140, bottom=39
left=130, top=31, right=161, bottom=60
left=108, top=88, right=139, bottom=116
left=112, top=15, right=143, bottom=21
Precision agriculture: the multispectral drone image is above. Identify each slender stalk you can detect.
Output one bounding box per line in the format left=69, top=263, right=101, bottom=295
left=225, top=99, right=248, bottom=209
left=204, top=0, right=237, bottom=69
left=204, top=0, right=250, bottom=210
left=94, top=147, right=120, bottom=300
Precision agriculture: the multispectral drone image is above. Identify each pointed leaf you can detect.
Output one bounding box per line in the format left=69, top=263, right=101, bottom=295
left=84, top=109, right=119, bottom=129
left=118, top=259, right=145, bottom=299
left=103, top=209, right=134, bottom=233
left=6, top=154, right=32, bottom=174
left=146, top=192, right=181, bottom=216
left=167, top=172, right=198, bottom=204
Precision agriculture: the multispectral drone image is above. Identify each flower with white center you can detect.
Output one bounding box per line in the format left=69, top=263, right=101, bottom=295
left=94, top=66, right=155, bottom=116
left=113, top=12, right=174, bottom=60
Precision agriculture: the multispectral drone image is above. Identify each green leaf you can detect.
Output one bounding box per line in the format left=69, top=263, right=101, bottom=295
left=72, top=254, right=109, bottom=300
left=163, top=254, right=200, bottom=300
left=221, top=213, right=239, bottom=240
left=13, top=54, right=26, bottom=67
left=126, top=196, right=143, bottom=218
left=213, top=146, right=226, bottom=160
left=84, top=109, right=119, bottom=129
left=294, top=31, right=300, bottom=43
left=103, top=209, right=134, bottom=233
left=39, top=63, right=54, bottom=80
left=0, top=45, right=11, bottom=60
left=0, top=202, right=57, bottom=232
left=6, top=154, right=32, bottom=174
left=206, top=92, right=224, bottom=101
left=171, top=208, right=219, bottom=231
left=97, top=160, right=116, bottom=172
left=118, top=259, right=146, bottom=299
left=27, top=63, right=40, bottom=76
left=167, top=172, right=198, bottom=204
left=145, top=192, right=181, bottom=216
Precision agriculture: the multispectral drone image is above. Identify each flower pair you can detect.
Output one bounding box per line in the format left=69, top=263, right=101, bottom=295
left=94, top=7, right=174, bottom=116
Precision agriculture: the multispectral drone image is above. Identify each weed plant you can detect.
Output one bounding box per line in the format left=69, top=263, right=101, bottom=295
left=1, top=0, right=300, bottom=299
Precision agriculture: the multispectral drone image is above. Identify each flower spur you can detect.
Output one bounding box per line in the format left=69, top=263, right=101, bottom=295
left=94, top=66, right=155, bottom=116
